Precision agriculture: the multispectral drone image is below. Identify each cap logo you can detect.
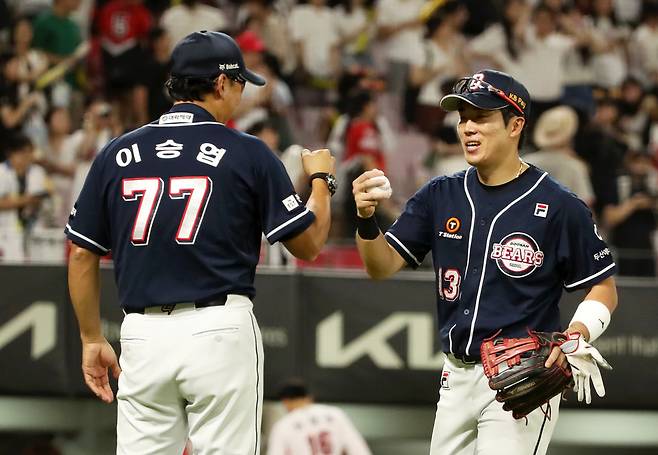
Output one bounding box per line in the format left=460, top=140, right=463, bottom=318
left=218, top=63, right=239, bottom=71
left=469, top=73, right=486, bottom=91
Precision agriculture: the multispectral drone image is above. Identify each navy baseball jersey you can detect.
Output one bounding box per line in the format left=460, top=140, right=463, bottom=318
left=386, top=165, right=616, bottom=357
left=66, top=103, right=314, bottom=311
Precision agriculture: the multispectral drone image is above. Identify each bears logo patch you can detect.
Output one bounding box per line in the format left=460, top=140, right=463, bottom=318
left=491, top=232, right=544, bottom=278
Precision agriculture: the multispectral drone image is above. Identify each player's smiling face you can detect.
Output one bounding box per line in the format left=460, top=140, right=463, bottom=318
left=457, top=105, right=519, bottom=168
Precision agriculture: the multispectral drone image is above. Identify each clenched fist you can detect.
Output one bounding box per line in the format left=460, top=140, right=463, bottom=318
left=301, top=148, right=335, bottom=176
left=352, top=169, right=393, bottom=219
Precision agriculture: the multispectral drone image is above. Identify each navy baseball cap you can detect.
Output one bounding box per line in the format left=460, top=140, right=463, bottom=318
left=170, top=31, right=266, bottom=86
left=440, top=69, right=530, bottom=118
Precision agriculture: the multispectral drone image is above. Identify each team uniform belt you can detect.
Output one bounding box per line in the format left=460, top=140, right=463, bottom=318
left=451, top=353, right=481, bottom=364
left=124, top=295, right=228, bottom=315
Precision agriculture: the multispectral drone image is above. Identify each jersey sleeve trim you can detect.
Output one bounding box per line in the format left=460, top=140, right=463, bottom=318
left=266, top=208, right=313, bottom=241
left=384, top=232, right=422, bottom=267
left=564, top=262, right=616, bottom=289
left=65, top=224, right=110, bottom=255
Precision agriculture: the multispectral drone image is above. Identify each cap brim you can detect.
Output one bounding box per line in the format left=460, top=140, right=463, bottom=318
left=440, top=93, right=508, bottom=112
left=243, top=68, right=266, bottom=86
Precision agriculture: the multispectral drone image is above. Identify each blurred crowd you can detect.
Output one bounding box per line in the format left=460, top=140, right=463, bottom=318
left=0, top=0, right=656, bottom=277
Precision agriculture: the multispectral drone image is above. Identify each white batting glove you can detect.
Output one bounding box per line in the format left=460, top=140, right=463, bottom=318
left=560, top=333, right=612, bottom=404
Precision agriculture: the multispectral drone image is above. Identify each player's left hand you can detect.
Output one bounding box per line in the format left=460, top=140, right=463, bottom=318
left=559, top=333, right=612, bottom=404
left=81, top=339, right=121, bottom=403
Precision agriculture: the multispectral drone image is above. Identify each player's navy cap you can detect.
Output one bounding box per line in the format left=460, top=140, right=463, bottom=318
left=440, top=69, right=530, bottom=118
left=170, top=31, right=266, bottom=86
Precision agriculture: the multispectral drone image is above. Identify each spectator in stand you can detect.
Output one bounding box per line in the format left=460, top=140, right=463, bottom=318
left=267, top=378, right=372, bottom=455
left=467, top=0, right=530, bottom=78
left=422, top=124, right=466, bottom=179
left=160, top=0, right=227, bottom=47
left=341, top=89, right=396, bottom=235
left=575, top=97, right=628, bottom=218
left=589, top=0, right=630, bottom=89
left=617, top=76, right=653, bottom=152
left=37, top=107, right=80, bottom=227
left=334, top=0, right=375, bottom=69
left=0, top=134, right=49, bottom=262
left=142, top=26, right=172, bottom=121
left=238, top=0, right=297, bottom=80
left=524, top=105, right=595, bottom=207
left=70, top=100, right=122, bottom=202
left=96, top=0, right=152, bottom=129
left=10, top=18, right=48, bottom=87
left=602, top=151, right=658, bottom=277
left=0, top=55, right=47, bottom=159
left=629, top=1, right=658, bottom=87
left=31, top=0, right=82, bottom=77
left=375, top=0, right=424, bottom=102
left=408, top=3, right=469, bottom=133
left=289, top=0, right=341, bottom=105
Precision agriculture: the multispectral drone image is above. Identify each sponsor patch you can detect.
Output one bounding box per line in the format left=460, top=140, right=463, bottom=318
left=283, top=195, right=300, bottom=211
left=445, top=217, right=461, bottom=233
left=491, top=232, right=544, bottom=278
left=159, top=112, right=194, bottom=124
left=534, top=203, right=549, bottom=218
left=441, top=370, right=450, bottom=390
left=218, top=63, right=240, bottom=71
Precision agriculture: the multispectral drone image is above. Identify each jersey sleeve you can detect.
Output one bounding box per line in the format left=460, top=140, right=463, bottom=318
left=557, top=194, right=616, bottom=291
left=335, top=409, right=372, bottom=455
left=64, top=146, right=113, bottom=256
left=254, top=140, right=315, bottom=244
left=385, top=182, right=433, bottom=268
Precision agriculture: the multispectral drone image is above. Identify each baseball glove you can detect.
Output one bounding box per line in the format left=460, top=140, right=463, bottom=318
left=480, top=330, right=573, bottom=419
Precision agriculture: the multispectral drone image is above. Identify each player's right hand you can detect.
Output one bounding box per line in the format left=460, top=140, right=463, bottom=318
left=81, top=338, right=122, bottom=403
left=352, top=169, right=391, bottom=219
left=301, top=148, right=335, bottom=176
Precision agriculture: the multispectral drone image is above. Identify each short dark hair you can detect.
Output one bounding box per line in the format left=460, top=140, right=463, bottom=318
left=277, top=378, right=310, bottom=400
left=500, top=106, right=526, bottom=148
left=5, top=133, right=32, bottom=155
left=165, top=76, right=217, bottom=102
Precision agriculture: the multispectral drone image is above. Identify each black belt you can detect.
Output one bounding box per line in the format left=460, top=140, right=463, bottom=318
left=452, top=353, right=481, bottom=364
left=125, top=295, right=228, bottom=314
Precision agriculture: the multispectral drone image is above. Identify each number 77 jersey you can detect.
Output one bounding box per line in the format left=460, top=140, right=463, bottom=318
left=384, top=165, right=616, bottom=358
left=65, top=104, right=314, bottom=311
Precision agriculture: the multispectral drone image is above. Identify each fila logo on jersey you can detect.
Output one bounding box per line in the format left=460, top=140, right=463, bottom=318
left=439, top=217, right=462, bottom=240
left=491, top=232, right=544, bottom=278
left=441, top=370, right=450, bottom=390
left=534, top=203, right=549, bottom=218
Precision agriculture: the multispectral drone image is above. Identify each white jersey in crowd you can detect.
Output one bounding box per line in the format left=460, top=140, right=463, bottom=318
left=267, top=403, right=371, bottom=455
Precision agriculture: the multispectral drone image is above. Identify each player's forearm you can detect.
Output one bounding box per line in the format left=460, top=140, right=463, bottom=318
left=301, top=180, right=332, bottom=257
left=356, top=232, right=400, bottom=280
left=68, top=245, right=104, bottom=343
left=567, top=276, right=618, bottom=341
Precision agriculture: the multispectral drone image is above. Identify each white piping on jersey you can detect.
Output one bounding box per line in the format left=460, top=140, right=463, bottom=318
left=384, top=232, right=422, bottom=267
left=448, top=324, right=457, bottom=354
left=564, top=262, right=616, bottom=289
left=65, top=224, right=110, bottom=253
left=464, top=171, right=549, bottom=356
left=463, top=168, right=476, bottom=280
left=266, top=208, right=311, bottom=240
left=146, top=121, right=225, bottom=127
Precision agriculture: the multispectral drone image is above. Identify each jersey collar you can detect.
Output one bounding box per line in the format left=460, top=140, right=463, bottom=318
left=158, top=103, right=217, bottom=124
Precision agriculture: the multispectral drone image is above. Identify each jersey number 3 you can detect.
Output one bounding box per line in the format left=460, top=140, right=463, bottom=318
left=122, top=176, right=212, bottom=246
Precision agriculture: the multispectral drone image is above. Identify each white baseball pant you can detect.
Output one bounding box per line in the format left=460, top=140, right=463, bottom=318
left=116, top=295, right=264, bottom=455
left=429, top=354, right=561, bottom=455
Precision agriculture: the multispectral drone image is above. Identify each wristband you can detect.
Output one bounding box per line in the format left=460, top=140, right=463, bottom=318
left=569, top=299, right=611, bottom=343
left=356, top=215, right=380, bottom=240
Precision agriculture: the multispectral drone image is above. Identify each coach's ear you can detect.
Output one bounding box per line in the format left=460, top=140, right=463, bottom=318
left=215, top=74, right=229, bottom=99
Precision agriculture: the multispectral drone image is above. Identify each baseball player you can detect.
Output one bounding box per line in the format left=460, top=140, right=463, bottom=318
left=352, top=69, right=618, bottom=455
left=66, top=31, right=337, bottom=455
left=267, top=379, right=372, bottom=455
